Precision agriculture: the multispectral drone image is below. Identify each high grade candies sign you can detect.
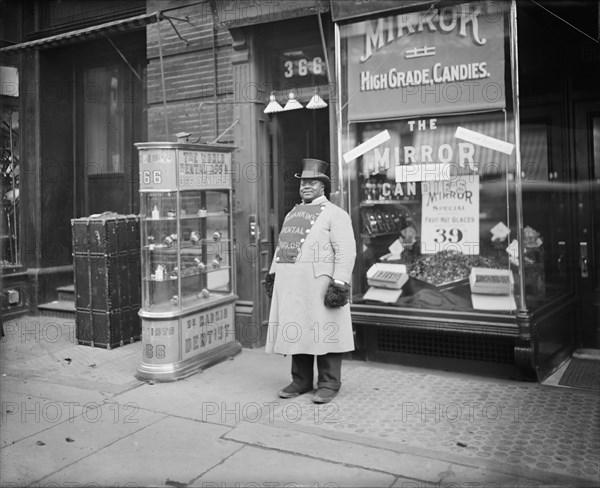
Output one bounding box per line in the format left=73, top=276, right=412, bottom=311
left=346, top=1, right=505, bottom=121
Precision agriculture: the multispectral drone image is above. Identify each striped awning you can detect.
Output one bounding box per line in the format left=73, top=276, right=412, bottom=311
left=0, top=11, right=162, bottom=54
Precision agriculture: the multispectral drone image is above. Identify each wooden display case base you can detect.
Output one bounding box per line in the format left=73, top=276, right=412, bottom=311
left=136, top=341, right=241, bottom=382
left=136, top=297, right=241, bottom=382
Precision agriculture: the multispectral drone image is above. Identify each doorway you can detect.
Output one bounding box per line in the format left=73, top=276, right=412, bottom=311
left=271, top=108, right=330, bottom=231
left=574, top=100, right=600, bottom=348
left=255, top=103, right=330, bottom=332
left=74, top=36, right=144, bottom=218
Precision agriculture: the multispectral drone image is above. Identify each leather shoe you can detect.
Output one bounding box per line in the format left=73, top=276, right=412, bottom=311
left=277, top=383, right=313, bottom=399
left=312, top=388, right=339, bottom=404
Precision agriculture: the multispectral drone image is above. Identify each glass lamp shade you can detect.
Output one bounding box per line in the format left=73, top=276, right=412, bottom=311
left=283, top=92, right=303, bottom=111
left=264, top=93, right=283, bottom=114
left=306, top=92, right=328, bottom=109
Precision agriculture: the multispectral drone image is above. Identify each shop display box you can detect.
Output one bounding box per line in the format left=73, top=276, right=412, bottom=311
left=469, top=267, right=514, bottom=295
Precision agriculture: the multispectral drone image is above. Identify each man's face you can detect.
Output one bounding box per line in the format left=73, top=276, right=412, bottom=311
left=300, top=179, right=325, bottom=203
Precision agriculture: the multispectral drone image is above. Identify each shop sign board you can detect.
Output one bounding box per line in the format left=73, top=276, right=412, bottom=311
left=181, top=303, right=235, bottom=362
left=272, top=42, right=328, bottom=85
left=139, top=148, right=231, bottom=191
left=420, top=176, right=480, bottom=255
left=355, top=115, right=506, bottom=254
left=140, top=302, right=235, bottom=365
left=331, top=0, right=430, bottom=22
left=1, top=66, right=18, bottom=97
left=141, top=318, right=179, bottom=365
left=346, top=1, right=505, bottom=121
left=139, top=148, right=177, bottom=191
left=363, top=117, right=485, bottom=183
left=178, top=150, right=231, bottom=190
left=213, top=1, right=324, bottom=29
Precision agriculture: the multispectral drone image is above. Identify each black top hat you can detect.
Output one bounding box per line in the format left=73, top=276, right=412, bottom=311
left=294, top=158, right=330, bottom=183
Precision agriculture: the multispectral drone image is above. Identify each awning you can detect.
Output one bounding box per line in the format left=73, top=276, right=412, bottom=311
left=0, top=11, right=162, bottom=54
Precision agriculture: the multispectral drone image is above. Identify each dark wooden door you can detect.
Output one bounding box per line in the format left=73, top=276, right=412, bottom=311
left=574, top=100, right=600, bottom=347
left=271, top=108, right=330, bottom=231
left=74, top=48, right=143, bottom=218
left=264, top=107, right=330, bottom=331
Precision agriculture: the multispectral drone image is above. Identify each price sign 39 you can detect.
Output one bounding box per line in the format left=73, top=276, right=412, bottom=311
left=421, top=176, right=480, bottom=255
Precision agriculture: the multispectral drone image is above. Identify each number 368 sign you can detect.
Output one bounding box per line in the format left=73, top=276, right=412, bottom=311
left=420, top=176, right=480, bottom=255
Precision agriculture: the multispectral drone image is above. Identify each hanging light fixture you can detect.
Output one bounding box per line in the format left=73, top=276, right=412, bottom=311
left=306, top=89, right=328, bottom=110
left=283, top=92, right=303, bottom=111
left=263, top=92, right=283, bottom=114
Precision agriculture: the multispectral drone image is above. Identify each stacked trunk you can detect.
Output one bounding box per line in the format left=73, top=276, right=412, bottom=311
left=71, top=214, right=141, bottom=349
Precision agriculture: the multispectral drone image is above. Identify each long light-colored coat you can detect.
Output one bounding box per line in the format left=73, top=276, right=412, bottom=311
left=266, top=196, right=356, bottom=355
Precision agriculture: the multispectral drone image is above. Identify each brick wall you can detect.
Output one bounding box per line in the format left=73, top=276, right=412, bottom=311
left=146, top=0, right=234, bottom=143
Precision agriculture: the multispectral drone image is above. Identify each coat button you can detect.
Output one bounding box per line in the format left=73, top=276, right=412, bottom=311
left=306, top=229, right=310, bottom=233
left=276, top=257, right=280, bottom=262
left=300, top=238, right=305, bottom=243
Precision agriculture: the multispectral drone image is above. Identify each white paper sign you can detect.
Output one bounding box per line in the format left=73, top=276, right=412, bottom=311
left=490, top=221, right=510, bottom=241
left=343, top=130, right=391, bottom=163
left=420, top=176, right=480, bottom=255
left=455, top=126, right=514, bottom=155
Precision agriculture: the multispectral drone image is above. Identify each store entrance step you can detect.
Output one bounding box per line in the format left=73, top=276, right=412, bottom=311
left=572, top=348, right=600, bottom=361
left=57, top=284, right=75, bottom=301
left=38, top=300, right=75, bottom=319
left=558, top=354, right=600, bottom=391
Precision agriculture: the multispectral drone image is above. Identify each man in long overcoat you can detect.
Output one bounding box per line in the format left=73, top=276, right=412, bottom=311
left=265, top=158, right=356, bottom=404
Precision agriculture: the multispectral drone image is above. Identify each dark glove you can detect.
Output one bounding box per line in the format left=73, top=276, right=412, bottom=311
left=324, top=280, right=350, bottom=308
left=264, top=273, right=275, bottom=298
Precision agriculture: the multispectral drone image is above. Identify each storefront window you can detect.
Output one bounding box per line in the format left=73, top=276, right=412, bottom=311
left=515, top=0, right=588, bottom=310
left=339, top=1, right=522, bottom=314
left=518, top=121, right=559, bottom=306
left=1, top=66, right=20, bottom=267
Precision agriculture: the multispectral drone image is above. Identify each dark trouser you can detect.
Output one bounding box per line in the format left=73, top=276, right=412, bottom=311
left=291, top=353, right=343, bottom=391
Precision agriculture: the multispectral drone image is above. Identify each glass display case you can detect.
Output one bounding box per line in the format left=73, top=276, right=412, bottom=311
left=348, top=112, right=518, bottom=314
left=334, top=0, right=530, bottom=368
left=1, top=103, right=20, bottom=268
left=335, top=1, right=524, bottom=315
left=140, top=189, right=232, bottom=312
left=135, top=142, right=241, bottom=381
left=333, top=0, right=592, bottom=377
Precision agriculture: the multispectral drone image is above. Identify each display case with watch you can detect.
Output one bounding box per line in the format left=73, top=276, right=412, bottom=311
left=135, top=142, right=241, bottom=382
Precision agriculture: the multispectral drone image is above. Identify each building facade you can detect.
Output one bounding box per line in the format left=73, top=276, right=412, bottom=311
left=1, top=0, right=598, bottom=381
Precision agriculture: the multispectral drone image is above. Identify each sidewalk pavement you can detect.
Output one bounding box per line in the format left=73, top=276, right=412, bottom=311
left=0, top=316, right=598, bottom=488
